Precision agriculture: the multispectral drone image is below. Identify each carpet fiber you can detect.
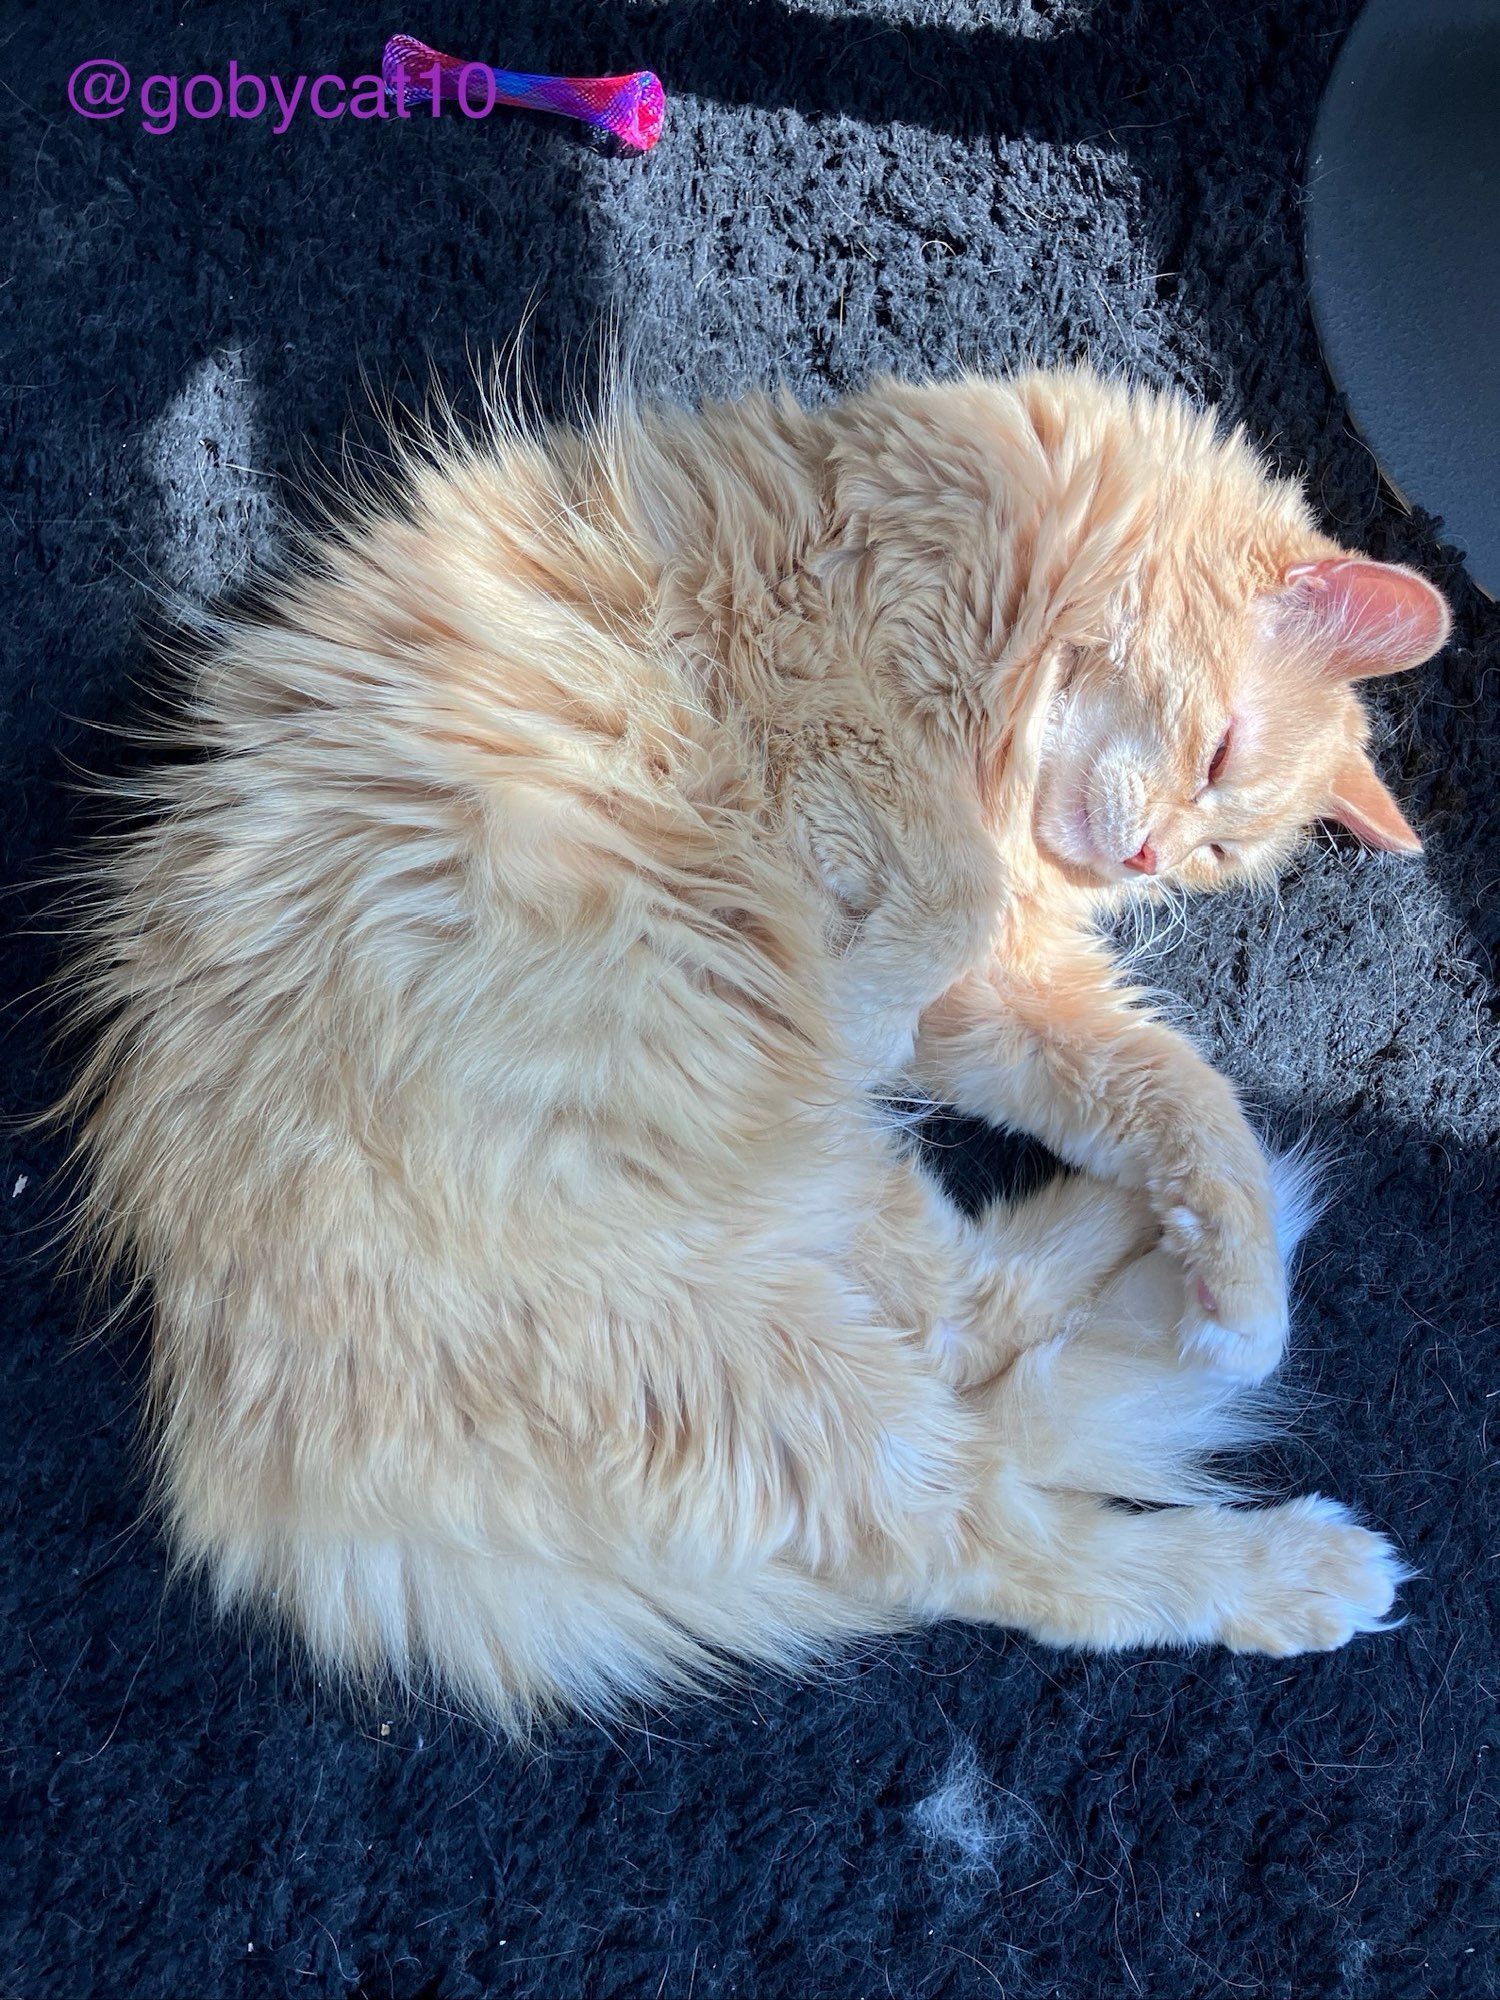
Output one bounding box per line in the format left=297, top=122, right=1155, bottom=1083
left=3, top=3, right=1496, bottom=1995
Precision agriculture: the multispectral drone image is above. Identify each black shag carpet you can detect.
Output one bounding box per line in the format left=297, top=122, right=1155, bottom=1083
left=2, top=3, right=1496, bottom=1995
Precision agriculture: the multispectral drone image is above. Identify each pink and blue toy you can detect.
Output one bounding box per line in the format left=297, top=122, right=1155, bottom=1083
left=382, top=35, right=664, bottom=152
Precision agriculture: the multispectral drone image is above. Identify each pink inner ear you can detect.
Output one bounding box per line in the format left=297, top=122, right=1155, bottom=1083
left=1281, top=558, right=1451, bottom=679
left=1325, top=746, right=1423, bottom=854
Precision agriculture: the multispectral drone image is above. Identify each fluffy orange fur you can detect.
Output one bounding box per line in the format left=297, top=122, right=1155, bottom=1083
left=60, top=369, right=1450, bottom=1731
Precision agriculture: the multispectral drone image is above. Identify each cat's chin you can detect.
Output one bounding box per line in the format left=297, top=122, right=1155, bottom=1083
left=1038, top=843, right=1128, bottom=895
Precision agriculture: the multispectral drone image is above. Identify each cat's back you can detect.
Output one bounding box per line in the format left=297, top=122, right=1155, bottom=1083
left=70, top=414, right=842, bottom=1300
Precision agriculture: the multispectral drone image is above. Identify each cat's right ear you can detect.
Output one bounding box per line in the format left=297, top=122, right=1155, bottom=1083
left=1271, top=558, right=1451, bottom=680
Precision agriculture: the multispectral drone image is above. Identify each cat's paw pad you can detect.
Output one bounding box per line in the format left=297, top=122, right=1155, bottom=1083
left=1222, top=1497, right=1409, bottom=1656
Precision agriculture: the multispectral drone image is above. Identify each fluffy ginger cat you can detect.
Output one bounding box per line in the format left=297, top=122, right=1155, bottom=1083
left=63, top=369, right=1450, bottom=1731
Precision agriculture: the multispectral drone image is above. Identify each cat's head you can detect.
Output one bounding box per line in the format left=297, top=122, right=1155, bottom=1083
left=1028, top=425, right=1451, bottom=893
left=832, top=372, right=1451, bottom=893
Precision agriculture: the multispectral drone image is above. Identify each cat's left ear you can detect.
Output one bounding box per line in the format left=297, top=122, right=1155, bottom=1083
left=1324, top=745, right=1422, bottom=853
left=1275, top=558, right=1451, bottom=679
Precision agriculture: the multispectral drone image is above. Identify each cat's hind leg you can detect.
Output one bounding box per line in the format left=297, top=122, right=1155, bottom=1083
left=845, top=1147, right=1155, bottom=1395
left=804, top=1143, right=1401, bottom=1661
left=941, top=1168, right=1159, bottom=1391
left=912, top=1479, right=1404, bottom=1657
left=902, top=1150, right=1407, bottom=1658
left=970, top=1150, right=1320, bottom=1507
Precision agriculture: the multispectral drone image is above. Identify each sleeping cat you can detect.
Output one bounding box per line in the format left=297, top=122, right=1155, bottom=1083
left=62, top=368, right=1450, bottom=1730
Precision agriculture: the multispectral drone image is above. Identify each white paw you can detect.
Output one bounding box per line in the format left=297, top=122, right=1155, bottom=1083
left=1162, top=1204, right=1289, bottom=1382
left=1222, top=1496, right=1409, bottom=1656
left=1179, top=1310, right=1287, bottom=1384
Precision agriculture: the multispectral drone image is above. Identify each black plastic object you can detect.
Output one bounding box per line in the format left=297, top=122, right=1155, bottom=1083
left=1306, top=0, right=1499, bottom=592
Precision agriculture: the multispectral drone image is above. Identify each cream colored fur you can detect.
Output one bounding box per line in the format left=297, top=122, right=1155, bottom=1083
left=60, top=369, right=1449, bottom=1731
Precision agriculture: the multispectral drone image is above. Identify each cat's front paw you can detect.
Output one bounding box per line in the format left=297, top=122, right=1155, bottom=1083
left=1162, top=1188, right=1288, bottom=1381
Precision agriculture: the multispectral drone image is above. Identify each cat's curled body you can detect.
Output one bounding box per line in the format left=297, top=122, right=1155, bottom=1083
left=66, top=371, right=1449, bottom=1729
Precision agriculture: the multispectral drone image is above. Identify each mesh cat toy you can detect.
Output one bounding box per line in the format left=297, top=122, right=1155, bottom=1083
left=382, top=35, right=664, bottom=152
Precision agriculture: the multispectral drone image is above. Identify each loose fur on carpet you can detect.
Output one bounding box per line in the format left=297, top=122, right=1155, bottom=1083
left=2, top=2, right=1495, bottom=1996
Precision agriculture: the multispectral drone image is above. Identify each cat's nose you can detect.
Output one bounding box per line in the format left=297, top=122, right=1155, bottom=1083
left=1123, top=837, right=1158, bottom=874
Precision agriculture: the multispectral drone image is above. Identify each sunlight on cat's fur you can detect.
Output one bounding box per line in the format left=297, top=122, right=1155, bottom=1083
left=59, top=368, right=1449, bottom=1732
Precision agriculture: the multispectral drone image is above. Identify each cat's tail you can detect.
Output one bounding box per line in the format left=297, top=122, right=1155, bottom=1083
left=991, top=1150, right=1321, bottom=1507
